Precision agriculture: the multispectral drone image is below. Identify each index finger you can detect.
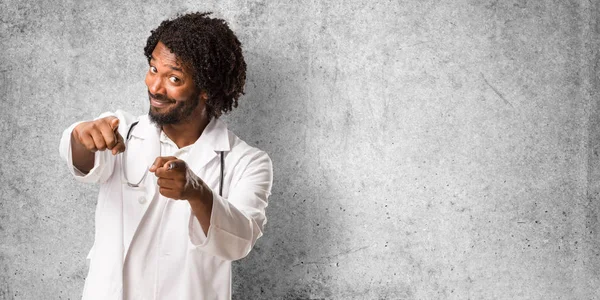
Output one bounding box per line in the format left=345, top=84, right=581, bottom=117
left=103, top=116, right=119, bottom=131
left=154, top=159, right=184, bottom=178
left=164, top=160, right=185, bottom=171
left=149, top=156, right=178, bottom=172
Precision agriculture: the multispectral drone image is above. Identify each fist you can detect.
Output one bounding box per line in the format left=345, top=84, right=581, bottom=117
left=150, top=156, right=208, bottom=201
left=72, top=116, right=125, bottom=155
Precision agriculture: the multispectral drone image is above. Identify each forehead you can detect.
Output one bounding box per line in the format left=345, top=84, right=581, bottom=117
left=151, top=41, right=189, bottom=73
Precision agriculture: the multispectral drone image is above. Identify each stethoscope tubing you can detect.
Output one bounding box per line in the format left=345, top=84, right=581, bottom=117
left=124, top=121, right=224, bottom=197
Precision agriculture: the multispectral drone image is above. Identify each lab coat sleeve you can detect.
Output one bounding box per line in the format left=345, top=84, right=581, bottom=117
left=188, top=150, right=273, bottom=261
left=59, top=110, right=132, bottom=184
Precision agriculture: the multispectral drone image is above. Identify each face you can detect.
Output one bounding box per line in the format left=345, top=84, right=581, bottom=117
left=145, top=41, right=203, bottom=126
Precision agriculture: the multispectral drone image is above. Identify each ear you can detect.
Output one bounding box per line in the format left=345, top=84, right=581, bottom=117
left=199, top=90, right=208, bottom=103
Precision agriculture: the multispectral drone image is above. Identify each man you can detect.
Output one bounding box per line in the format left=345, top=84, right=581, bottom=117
left=58, top=12, right=273, bottom=300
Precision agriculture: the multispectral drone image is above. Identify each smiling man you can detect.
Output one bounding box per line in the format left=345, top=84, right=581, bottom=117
left=59, top=12, right=272, bottom=300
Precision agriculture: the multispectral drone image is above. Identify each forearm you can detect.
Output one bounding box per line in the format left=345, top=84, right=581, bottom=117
left=70, top=131, right=95, bottom=174
left=184, top=152, right=271, bottom=261
left=188, top=185, right=214, bottom=236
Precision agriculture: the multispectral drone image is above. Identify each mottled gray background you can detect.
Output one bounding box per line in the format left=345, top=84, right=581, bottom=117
left=1, top=0, right=599, bottom=299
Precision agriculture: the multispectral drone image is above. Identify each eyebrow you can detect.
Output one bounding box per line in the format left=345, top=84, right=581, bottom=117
left=150, top=55, right=184, bottom=72
left=169, top=65, right=183, bottom=72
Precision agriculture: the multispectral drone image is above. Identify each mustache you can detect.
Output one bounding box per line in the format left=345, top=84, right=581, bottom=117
left=148, top=91, right=175, bottom=103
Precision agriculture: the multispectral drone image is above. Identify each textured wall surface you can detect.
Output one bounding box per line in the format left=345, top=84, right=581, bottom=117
left=1, top=0, right=599, bottom=299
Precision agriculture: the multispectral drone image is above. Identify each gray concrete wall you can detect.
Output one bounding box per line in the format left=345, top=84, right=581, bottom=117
left=1, top=0, right=598, bottom=299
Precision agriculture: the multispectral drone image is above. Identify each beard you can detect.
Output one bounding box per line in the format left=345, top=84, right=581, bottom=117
left=148, top=90, right=200, bottom=126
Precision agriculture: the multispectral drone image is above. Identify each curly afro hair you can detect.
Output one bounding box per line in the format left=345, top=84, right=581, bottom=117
left=144, top=12, right=246, bottom=120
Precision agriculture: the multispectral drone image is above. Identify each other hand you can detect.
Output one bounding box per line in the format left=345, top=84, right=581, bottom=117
left=149, top=156, right=208, bottom=201
left=72, top=116, right=125, bottom=155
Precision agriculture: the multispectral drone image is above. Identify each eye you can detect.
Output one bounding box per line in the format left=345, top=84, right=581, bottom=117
left=169, top=76, right=180, bottom=83
left=149, top=66, right=157, bottom=73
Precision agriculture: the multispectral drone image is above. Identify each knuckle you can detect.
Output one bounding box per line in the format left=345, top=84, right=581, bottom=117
left=106, top=138, right=116, bottom=147
left=84, top=142, right=95, bottom=151
left=76, top=126, right=87, bottom=136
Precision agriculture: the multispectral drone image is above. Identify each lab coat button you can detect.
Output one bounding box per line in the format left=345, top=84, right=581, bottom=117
left=138, top=196, right=146, bottom=204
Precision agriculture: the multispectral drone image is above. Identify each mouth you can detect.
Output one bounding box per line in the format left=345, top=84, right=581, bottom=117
left=149, top=93, right=175, bottom=108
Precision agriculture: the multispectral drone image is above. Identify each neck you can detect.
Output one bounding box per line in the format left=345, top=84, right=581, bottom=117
left=161, top=114, right=210, bottom=149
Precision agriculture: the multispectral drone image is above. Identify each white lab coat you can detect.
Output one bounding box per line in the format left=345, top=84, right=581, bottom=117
left=58, top=110, right=273, bottom=300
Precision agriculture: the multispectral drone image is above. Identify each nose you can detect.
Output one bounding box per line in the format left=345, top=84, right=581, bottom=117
left=145, top=72, right=166, bottom=95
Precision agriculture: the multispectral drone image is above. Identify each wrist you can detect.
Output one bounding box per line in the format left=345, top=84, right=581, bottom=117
left=188, top=182, right=213, bottom=204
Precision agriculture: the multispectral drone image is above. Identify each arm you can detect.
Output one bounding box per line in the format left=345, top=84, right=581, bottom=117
left=187, top=185, right=213, bottom=236
left=70, top=132, right=96, bottom=174
left=59, top=111, right=129, bottom=183
left=151, top=151, right=273, bottom=261
left=190, top=151, right=272, bottom=260
left=70, top=116, right=124, bottom=173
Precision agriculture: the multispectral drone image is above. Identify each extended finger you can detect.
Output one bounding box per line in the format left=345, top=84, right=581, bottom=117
left=150, top=157, right=168, bottom=172
left=107, top=117, right=119, bottom=131
left=164, top=159, right=185, bottom=171
left=150, top=156, right=178, bottom=173
left=155, top=159, right=183, bottom=178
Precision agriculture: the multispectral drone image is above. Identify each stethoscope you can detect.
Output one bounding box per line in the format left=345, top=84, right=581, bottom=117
left=121, top=121, right=224, bottom=197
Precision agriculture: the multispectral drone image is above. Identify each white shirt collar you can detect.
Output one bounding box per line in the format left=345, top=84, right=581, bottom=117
left=129, top=115, right=231, bottom=152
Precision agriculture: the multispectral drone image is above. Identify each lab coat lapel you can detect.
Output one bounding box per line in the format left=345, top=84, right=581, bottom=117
left=186, top=118, right=230, bottom=176
left=186, top=139, right=217, bottom=176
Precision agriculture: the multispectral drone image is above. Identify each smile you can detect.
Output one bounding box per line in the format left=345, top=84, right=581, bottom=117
left=149, top=93, right=176, bottom=108
left=150, top=98, right=174, bottom=108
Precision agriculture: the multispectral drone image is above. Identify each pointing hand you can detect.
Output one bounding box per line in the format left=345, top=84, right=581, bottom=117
left=150, top=156, right=209, bottom=201
left=72, top=117, right=126, bottom=155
